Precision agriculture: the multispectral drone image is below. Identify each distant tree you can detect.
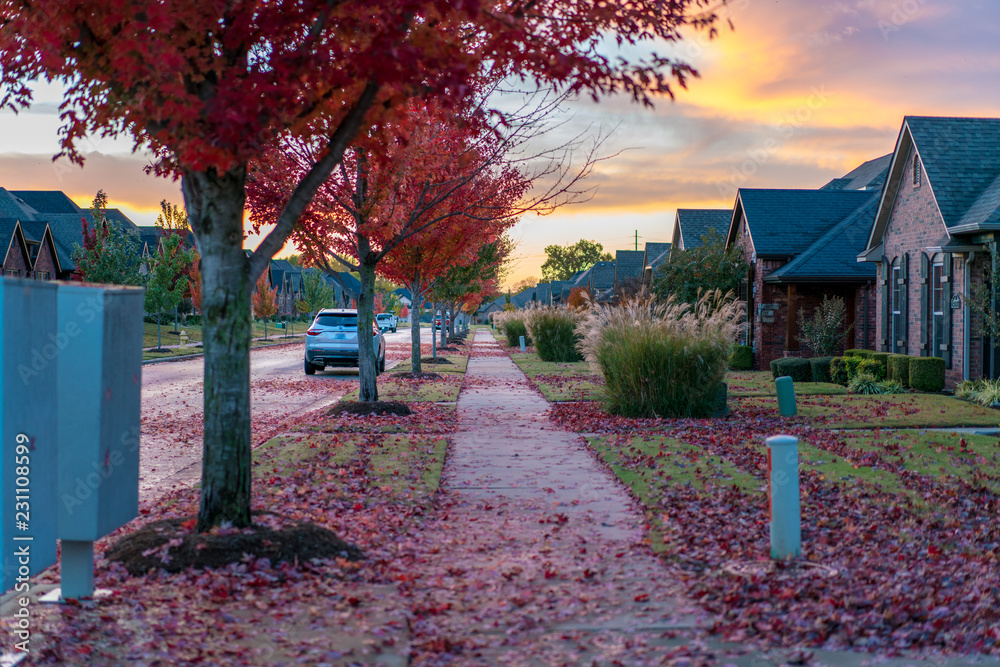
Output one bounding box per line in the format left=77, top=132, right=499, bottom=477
left=295, top=271, right=335, bottom=319
left=567, top=286, right=592, bottom=309
left=144, top=231, right=196, bottom=350
left=72, top=190, right=143, bottom=285
left=252, top=272, right=279, bottom=340
left=399, top=304, right=410, bottom=322
left=188, top=254, right=202, bottom=313
left=511, top=276, right=539, bottom=293
left=541, top=240, right=613, bottom=281
left=652, top=229, right=747, bottom=307
left=156, top=199, right=190, bottom=233
left=284, top=254, right=302, bottom=267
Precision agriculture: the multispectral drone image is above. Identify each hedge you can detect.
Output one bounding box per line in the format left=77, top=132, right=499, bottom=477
left=729, top=345, right=753, bottom=371
left=845, top=355, right=864, bottom=380
left=830, top=357, right=848, bottom=385
left=844, top=349, right=867, bottom=358
left=887, top=354, right=910, bottom=387
left=857, top=358, right=886, bottom=381
left=909, top=357, right=946, bottom=392
left=772, top=357, right=812, bottom=383
left=810, top=357, right=833, bottom=383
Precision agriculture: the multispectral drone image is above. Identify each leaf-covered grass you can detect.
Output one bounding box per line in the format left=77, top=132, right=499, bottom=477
left=726, top=370, right=847, bottom=396
left=341, top=374, right=463, bottom=402
left=254, top=432, right=447, bottom=500
left=532, top=375, right=605, bottom=402
left=142, top=320, right=301, bottom=348
left=389, top=354, right=469, bottom=374
left=588, top=435, right=758, bottom=553
left=509, top=351, right=594, bottom=377
left=734, top=393, right=1000, bottom=428
left=837, top=429, right=1000, bottom=495
left=303, top=403, right=457, bottom=434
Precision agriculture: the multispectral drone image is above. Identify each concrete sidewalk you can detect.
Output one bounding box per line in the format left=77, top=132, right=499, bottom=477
left=404, top=330, right=999, bottom=666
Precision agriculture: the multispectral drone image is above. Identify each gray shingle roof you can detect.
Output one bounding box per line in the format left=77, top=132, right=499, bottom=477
left=734, top=189, right=876, bottom=258
left=588, top=261, right=616, bottom=290
left=904, top=116, right=1000, bottom=229
left=821, top=154, right=891, bottom=191
left=675, top=209, right=731, bottom=250
left=0, top=218, right=25, bottom=265
left=642, top=242, right=671, bottom=270
left=614, top=250, right=644, bottom=282
left=765, top=194, right=879, bottom=283
left=511, top=287, right=535, bottom=308
left=534, top=282, right=551, bottom=305
left=0, top=189, right=36, bottom=219
left=9, top=190, right=83, bottom=215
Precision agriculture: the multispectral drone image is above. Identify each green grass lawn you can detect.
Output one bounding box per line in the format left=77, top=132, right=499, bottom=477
left=510, top=352, right=592, bottom=377
left=726, top=370, right=847, bottom=396
left=254, top=432, right=447, bottom=500
left=143, top=320, right=305, bottom=349
left=734, top=392, right=1000, bottom=428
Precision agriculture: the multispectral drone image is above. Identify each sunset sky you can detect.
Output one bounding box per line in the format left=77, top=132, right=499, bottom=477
left=1, top=0, right=998, bottom=287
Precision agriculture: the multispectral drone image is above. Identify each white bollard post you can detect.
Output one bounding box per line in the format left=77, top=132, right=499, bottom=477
left=766, top=434, right=801, bottom=560
left=519, top=335, right=525, bottom=352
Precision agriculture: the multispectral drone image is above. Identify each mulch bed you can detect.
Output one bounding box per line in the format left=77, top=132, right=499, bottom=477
left=105, top=512, right=363, bottom=575
left=328, top=400, right=413, bottom=416
left=420, top=356, right=454, bottom=365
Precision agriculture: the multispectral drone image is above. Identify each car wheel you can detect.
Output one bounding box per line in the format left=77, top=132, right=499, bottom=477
left=304, top=359, right=316, bottom=375
left=379, top=352, right=386, bottom=373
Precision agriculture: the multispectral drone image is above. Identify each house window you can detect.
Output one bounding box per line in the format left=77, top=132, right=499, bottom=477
left=5, top=269, right=21, bottom=277
left=913, top=156, right=921, bottom=187
left=891, top=261, right=902, bottom=349
left=931, top=259, right=944, bottom=357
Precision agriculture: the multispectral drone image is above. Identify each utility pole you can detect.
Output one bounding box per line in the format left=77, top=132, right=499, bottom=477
left=635, top=230, right=638, bottom=251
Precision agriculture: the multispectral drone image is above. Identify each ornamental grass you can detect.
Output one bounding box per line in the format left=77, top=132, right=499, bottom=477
left=577, top=290, right=743, bottom=418
left=522, top=303, right=585, bottom=362
left=492, top=310, right=531, bottom=348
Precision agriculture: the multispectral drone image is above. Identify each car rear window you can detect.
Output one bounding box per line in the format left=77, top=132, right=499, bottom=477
left=376, top=314, right=391, bottom=320
left=314, top=315, right=357, bottom=328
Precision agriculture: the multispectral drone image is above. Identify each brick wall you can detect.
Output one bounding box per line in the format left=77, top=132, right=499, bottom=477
left=30, top=236, right=58, bottom=279
left=2, top=237, right=29, bottom=277
left=877, top=147, right=980, bottom=388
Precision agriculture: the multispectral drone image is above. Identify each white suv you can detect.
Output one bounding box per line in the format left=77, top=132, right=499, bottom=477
left=375, top=312, right=397, bottom=333
left=304, top=309, right=386, bottom=375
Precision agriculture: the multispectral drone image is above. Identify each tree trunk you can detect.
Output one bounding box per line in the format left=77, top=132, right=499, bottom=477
left=184, top=167, right=253, bottom=531
left=440, top=303, right=447, bottom=348
left=157, top=318, right=162, bottom=349
left=357, top=253, right=379, bottom=402
left=409, top=282, right=423, bottom=373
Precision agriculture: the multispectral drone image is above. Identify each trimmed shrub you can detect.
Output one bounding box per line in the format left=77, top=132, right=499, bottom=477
left=867, top=351, right=889, bottom=378
left=830, top=357, right=848, bottom=385
left=844, top=349, right=866, bottom=358
left=522, top=304, right=584, bottom=362
left=729, top=344, right=753, bottom=371
left=810, top=357, right=833, bottom=383
left=887, top=354, right=910, bottom=387
left=909, top=357, right=946, bottom=392
left=769, top=359, right=781, bottom=379
left=772, top=358, right=812, bottom=383
left=577, top=290, right=743, bottom=418
left=845, top=355, right=864, bottom=380
left=857, top=358, right=886, bottom=381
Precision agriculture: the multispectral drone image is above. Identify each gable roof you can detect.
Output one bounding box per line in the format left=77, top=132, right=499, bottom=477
left=642, top=242, right=671, bottom=270
left=589, top=261, right=616, bottom=290
left=0, top=218, right=30, bottom=270
left=821, top=154, right=891, bottom=191
left=866, top=116, right=1000, bottom=251
left=730, top=189, right=876, bottom=259
left=765, top=194, right=878, bottom=283
left=535, top=282, right=552, bottom=305
left=0, top=189, right=36, bottom=219
left=18, top=221, right=62, bottom=274
left=674, top=209, right=732, bottom=252
left=614, top=250, right=644, bottom=282
left=10, top=190, right=83, bottom=216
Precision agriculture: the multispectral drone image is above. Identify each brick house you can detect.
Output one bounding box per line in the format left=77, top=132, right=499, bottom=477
left=20, top=221, right=61, bottom=280
left=859, top=116, right=1000, bottom=388
left=727, top=188, right=880, bottom=369
left=0, top=219, right=31, bottom=278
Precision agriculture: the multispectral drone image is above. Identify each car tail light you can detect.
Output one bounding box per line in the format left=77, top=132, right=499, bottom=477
left=306, top=329, right=321, bottom=336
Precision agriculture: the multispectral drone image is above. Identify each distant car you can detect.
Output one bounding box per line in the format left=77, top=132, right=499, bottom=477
left=304, top=309, right=386, bottom=376
left=375, top=312, right=397, bottom=333
left=433, top=312, right=451, bottom=331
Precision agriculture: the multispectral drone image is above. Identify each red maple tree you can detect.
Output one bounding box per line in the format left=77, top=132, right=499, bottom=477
left=0, top=1, right=724, bottom=529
